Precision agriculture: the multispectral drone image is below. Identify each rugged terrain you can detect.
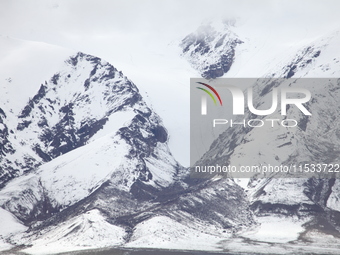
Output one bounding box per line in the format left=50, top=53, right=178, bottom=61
left=1, top=18, right=340, bottom=254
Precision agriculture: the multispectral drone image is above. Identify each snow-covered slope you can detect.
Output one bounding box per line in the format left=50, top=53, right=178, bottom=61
left=21, top=209, right=126, bottom=255
left=0, top=35, right=76, bottom=113
left=0, top=37, right=255, bottom=253
left=180, top=19, right=243, bottom=79
left=0, top=208, right=27, bottom=251
left=192, top=21, right=340, bottom=250
left=0, top=36, right=77, bottom=188
left=0, top=50, right=183, bottom=222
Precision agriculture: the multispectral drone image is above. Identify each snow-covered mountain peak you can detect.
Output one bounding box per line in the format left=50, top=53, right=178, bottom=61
left=0, top=36, right=76, bottom=114
left=0, top=49, right=189, bottom=239
left=180, top=19, right=243, bottom=79
left=0, top=43, right=256, bottom=253
left=0, top=49, right=181, bottom=195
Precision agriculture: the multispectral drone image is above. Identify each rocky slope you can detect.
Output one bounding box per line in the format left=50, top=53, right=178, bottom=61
left=180, top=19, right=243, bottom=79
left=0, top=45, right=254, bottom=253
left=192, top=22, right=340, bottom=249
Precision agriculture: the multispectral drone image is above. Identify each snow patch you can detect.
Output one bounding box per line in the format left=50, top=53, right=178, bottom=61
left=23, top=209, right=126, bottom=255
left=0, top=208, right=27, bottom=237
left=240, top=215, right=308, bottom=243
left=126, top=215, right=224, bottom=251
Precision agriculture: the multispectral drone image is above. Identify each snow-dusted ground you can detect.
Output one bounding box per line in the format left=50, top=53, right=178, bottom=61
left=22, top=209, right=126, bottom=255
left=240, top=215, right=308, bottom=243
left=125, top=216, right=226, bottom=251
left=0, top=132, right=130, bottom=210
left=0, top=208, right=27, bottom=251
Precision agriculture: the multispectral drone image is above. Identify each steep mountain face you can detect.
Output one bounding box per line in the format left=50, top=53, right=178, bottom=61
left=194, top=27, right=340, bottom=247
left=0, top=48, right=255, bottom=253
left=0, top=51, right=181, bottom=222
left=180, top=20, right=243, bottom=79
left=16, top=52, right=146, bottom=160
left=0, top=105, right=42, bottom=189
left=0, top=51, right=172, bottom=188
left=0, top=109, right=18, bottom=186
left=0, top=36, right=77, bottom=189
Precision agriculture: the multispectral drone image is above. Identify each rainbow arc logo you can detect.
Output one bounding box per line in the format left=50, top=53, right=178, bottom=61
left=196, top=82, right=223, bottom=106
left=196, top=82, right=223, bottom=115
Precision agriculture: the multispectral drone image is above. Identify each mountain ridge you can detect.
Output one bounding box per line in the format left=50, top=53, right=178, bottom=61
left=1, top=20, right=340, bottom=254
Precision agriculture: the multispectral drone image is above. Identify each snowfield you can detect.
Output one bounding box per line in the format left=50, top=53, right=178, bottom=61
left=22, top=209, right=126, bottom=255
left=126, top=215, right=226, bottom=251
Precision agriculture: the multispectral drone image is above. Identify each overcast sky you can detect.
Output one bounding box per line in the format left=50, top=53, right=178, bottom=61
left=1, top=0, right=340, bottom=48
left=1, top=0, right=339, bottom=72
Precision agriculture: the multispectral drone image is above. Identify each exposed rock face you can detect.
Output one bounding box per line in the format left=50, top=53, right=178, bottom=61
left=180, top=21, right=243, bottom=79
left=0, top=51, right=255, bottom=251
